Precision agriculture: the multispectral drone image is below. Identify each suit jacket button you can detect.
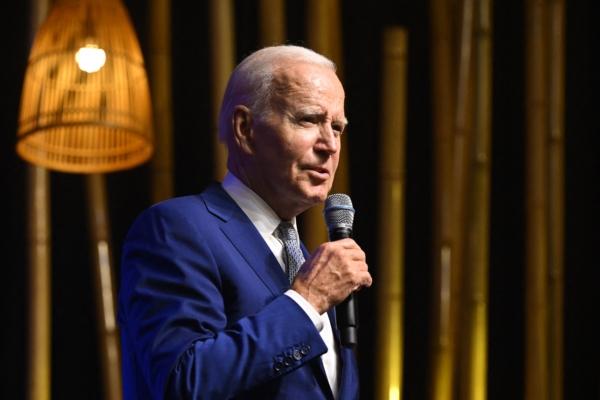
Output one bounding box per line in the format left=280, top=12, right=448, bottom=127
left=293, top=348, right=302, bottom=360
left=300, top=345, right=310, bottom=355
left=274, top=362, right=283, bottom=372
left=283, top=356, right=292, bottom=366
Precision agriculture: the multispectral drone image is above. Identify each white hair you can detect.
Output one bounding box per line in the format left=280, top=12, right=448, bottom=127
left=217, top=45, right=337, bottom=143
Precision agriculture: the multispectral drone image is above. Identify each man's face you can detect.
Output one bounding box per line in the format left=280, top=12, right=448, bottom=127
left=245, top=62, right=346, bottom=219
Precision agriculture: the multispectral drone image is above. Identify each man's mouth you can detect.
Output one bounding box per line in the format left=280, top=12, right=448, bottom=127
left=305, top=166, right=330, bottom=180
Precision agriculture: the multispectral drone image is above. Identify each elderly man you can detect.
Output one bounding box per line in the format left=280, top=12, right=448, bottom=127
left=118, top=45, right=372, bottom=400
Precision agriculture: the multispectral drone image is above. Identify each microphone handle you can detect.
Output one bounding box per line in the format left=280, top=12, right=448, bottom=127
left=337, top=294, right=358, bottom=347
left=329, top=227, right=358, bottom=347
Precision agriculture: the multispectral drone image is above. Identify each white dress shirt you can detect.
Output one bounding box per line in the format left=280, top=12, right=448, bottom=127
left=222, top=172, right=339, bottom=397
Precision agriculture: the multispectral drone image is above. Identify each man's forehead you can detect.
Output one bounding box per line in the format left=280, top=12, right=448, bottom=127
left=272, top=62, right=341, bottom=89
left=266, top=63, right=342, bottom=112
left=271, top=72, right=345, bottom=114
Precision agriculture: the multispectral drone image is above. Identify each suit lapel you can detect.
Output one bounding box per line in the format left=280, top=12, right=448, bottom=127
left=201, top=184, right=289, bottom=295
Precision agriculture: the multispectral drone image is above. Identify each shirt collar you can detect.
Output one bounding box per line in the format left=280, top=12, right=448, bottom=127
left=221, top=172, right=297, bottom=237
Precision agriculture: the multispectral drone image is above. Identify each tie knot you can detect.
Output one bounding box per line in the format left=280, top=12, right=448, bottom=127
left=276, top=221, right=298, bottom=242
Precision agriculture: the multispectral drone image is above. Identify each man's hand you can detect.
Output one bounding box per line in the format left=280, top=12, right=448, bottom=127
left=291, top=238, right=372, bottom=314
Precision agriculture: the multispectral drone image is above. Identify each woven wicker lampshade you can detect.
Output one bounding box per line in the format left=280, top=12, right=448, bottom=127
left=17, top=0, right=153, bottom=173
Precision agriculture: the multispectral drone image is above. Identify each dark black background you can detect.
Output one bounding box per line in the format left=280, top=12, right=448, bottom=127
left=1, top=1, right=599, bottom=399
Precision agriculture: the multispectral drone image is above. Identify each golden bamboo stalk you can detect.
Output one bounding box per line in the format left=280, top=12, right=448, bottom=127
left=429, top=0, right=457, bottom=397
left=209, top=0, right=235, bottom=180
left=459, top=1, right=492, bottom=399
left=258, top=0, right=285, bottom=46
left=303, top=0, right=346, bottom=251
left=452, top=1, right=476, bottom=396
left=306, top=0, right=333, bottom=60
left=375, top=27, right=408, bottom=400
left=149, top=0, right=174, bottom=202
left=26, top=2, right=52, bottom=400
left=26, top=166, right=51, bottom=400
left=452, top=0, right=475, bottom=278
left=547, top=1, right=565, bottom=399
left=326, top=0, right=344, bottom=80
left=524, top=0, right=549, bottom=399
left=86, top=174, right=122, bottom=400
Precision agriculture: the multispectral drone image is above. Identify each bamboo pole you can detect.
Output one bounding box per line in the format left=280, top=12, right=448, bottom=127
left=524, top=0, right=549, bottom=399
left=375, top=27, right=408, bottom=400
left=452, top=1, right=476, bottom=396
left=326, top=0, right=344, bottom=79
left=547, top=1, right=565, bottom=399
left=429, top=0, right=457, bottom=397
left=303, top=0, right=346, bottom=251
left=209, top=0, right=235, bottom=180
left=452, top=0, right=475, bottom=282
left=459, top=1, right=492, bottom=399
left=258, top=0, right=285, bottom=46
left=149, top=0, right=174, bottom=202
left=86, top=174, right=122, bottom=400
left=306, top=0, right=333, bottom=62
left=26, top=1, right=52, bottom=399
left=26, top=166, right=51, bottom=400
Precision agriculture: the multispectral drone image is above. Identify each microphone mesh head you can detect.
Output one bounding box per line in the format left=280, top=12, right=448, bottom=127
left=324, top=193, right=354, bottom=230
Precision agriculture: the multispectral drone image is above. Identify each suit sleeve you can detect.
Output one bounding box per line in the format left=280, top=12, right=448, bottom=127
left=118, top=203, right=328, bottom=399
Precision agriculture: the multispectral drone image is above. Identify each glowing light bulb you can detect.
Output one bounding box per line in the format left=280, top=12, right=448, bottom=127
left=75, top=44, right=107, bottom=73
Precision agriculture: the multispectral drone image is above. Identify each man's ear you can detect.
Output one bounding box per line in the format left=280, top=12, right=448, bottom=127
left=232, top=105, right=255, bottom=154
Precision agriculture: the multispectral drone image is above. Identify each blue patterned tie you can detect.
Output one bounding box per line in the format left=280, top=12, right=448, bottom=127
left=276, top=222, right=305, bottom=284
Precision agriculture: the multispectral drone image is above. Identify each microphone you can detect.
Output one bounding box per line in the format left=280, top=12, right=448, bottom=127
left=324, top=193, right=358, bottom=347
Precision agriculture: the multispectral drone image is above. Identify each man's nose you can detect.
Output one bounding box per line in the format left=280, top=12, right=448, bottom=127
left=316, top=124, right=339, bottom=154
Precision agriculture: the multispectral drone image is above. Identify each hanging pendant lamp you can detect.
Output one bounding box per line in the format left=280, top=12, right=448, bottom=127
left=17, top=0, right=153, bottom=173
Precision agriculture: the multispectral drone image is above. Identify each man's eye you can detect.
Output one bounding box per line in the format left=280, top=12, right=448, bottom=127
left=332, top=123, right=345, bottom=135
left=299, top=115, right=318, bottom=124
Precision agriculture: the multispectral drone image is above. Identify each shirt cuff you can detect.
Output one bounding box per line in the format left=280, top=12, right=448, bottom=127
left=285, top=290, right=325, bottom=332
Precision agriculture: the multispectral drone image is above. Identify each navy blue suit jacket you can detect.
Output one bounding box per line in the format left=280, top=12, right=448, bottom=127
left=118, top=184, right=359, bottom=399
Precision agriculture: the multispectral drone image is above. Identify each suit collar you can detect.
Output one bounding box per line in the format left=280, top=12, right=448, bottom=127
left=201, top=184, right=289, bottom=295
left=202, top=182, right=236, bottom=222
